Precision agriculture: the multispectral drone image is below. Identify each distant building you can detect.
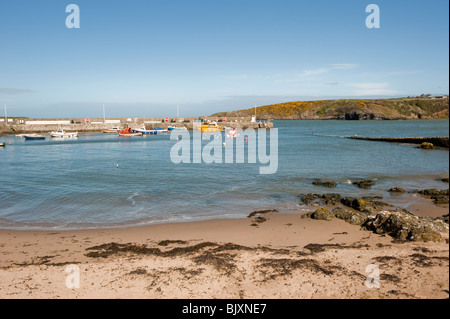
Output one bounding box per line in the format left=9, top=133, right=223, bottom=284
left=419, top=94, right=448, bottom=99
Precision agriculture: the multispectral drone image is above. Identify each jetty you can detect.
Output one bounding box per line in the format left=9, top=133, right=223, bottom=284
left=347, top=136, right=449, bottom=148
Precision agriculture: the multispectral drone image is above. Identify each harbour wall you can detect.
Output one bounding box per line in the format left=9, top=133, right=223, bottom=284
left=0, top=116, right=273, bottom=134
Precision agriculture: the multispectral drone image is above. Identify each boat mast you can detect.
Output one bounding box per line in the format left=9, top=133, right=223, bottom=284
left=4, top=104, right=7, bottom=125
left=103, top=104, right=106, bottom=124
left=177, top=104, right=179, bottom=122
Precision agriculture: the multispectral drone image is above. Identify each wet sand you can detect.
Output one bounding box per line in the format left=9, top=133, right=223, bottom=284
left=0, top=211, right=448, bottom=299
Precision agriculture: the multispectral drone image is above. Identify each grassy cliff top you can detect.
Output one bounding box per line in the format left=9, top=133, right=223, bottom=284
left=214, top=98, right=449, bottom=120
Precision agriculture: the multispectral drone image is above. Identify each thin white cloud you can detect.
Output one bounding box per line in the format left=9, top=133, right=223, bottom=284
left=386, top=70, right=424, bottom=76
left=330, top=64, right=358, bottom=69
left=349, top=83, right=398, bottom=96
left=217, top=74, right=249, bottom=80
left=301, top=68, right=329, bottom=77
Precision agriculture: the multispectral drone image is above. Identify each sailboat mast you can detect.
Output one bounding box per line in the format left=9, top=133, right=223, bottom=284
left=103, top=104, right=106, bottom=123
left=4, top=104, right=7, bottom=125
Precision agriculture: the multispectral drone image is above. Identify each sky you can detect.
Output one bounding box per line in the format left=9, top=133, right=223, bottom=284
left=0, top=0, right=448, bottom=118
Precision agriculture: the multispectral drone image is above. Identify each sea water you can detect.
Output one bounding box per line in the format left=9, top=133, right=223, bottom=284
left=0, top=120, right=448, bottom=230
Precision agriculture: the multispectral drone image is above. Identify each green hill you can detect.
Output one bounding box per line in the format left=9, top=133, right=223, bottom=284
left=215, top=98, right=449, bottom=120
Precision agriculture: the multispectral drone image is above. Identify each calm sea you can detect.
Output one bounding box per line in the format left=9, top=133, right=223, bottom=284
left=0, top=120, right=448, bottom=230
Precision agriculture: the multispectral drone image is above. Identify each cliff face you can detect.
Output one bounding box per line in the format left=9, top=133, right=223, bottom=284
left=218, top=99, right=449, bottom=120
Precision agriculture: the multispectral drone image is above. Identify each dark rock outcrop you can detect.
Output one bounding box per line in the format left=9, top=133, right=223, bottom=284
left=340, top=197, right=390, bottom=214
left=364, top=211, right=447, bottom=242
left=312, top=180, right=337, bottom=188
left=304, top=209, right=448, bottom=242
left=353, top=180, right=375, bottom=189
left=332, top=207, right=369, bottom=226
left=309, top=207, right=335, bottom=221
left=299, top=193, right=341, bottom=206
left=417, top=189, right=449, bottom=205
left=420, top=142, right=434, bottom=149
left=388, top=187, right=405, bottom=193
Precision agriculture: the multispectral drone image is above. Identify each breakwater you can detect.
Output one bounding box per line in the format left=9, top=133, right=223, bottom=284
left=348, top=136, right=449, bottom=148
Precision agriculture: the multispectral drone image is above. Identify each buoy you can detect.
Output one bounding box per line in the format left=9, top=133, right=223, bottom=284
left=116, top=164, right=119, bottom=168
left=245, top=137, right=248, bottom=142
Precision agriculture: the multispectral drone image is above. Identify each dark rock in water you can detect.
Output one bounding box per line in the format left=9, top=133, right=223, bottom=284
left=362, top=196, right=383, bottom=200
left=417, top=189, right=449, bottom=205
left=417, top=189, right=447, bottom=196
left=388, top=187, right=405, bottom=193
left=353, top=180, right=375, bottom=189
left=437, top=178, right=449, bottom=184
left=432, top=195, right=449, bottom=205
left=299, top=193, right=341, bottom=206
left=321, top=193, right=342, bottom=205
left=299, top=193, right=322, bottom=205
left=340, top=197, right=391, bottom=214
left=312, top=180, right=337, bottom=188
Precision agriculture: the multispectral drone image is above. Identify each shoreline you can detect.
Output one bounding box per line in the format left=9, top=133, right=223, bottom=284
left=0, top=183, right=448, bottom=232
left=1, top=201, right=448, bottom=299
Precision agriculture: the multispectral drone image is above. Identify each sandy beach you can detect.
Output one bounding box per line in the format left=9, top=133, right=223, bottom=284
left=1, top=207, right=448, bottom=299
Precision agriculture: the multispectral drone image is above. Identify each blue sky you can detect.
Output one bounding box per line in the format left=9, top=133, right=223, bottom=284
left=0, top=0, right=448, bottom=118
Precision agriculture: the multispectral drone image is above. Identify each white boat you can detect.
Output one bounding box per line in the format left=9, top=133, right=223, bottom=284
left=132, top=126, right=168, bottom=135
left=103, top=127, right=121, bottom=133
left=50, top=129, right=78, bottom=138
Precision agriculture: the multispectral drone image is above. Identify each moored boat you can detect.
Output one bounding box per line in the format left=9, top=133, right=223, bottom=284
left=24, top=134, right=46, bottom=140
left=132, top=126, right=168, bottom=135
left=103, top=127, right=121, bottom=133
left=118, top=128, right=143, bottom=137
left=198, top=122, right=222, bottom=132
left=50, top=130, right=78, bottom=138
left=0, top=142, right=5, bottom=147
